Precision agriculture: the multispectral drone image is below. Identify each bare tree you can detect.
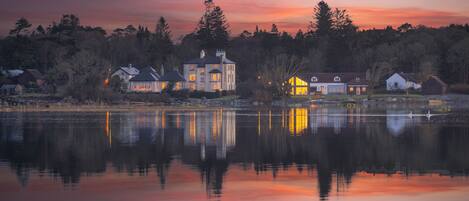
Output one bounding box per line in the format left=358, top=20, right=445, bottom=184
left=366, top=61, right=394, bottom=94
left=258, top=54, right=307, bottom=98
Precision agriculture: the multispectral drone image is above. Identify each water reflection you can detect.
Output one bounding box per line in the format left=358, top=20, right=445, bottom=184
left=1, top=107, right=469, bottom=200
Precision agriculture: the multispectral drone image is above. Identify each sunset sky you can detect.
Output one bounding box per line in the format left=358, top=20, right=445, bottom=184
left=1, top=0, right=469, bottom=38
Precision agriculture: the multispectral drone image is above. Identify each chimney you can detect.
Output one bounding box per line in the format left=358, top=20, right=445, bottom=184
left=216, top=49, right=226, bottom=60
left=200, top=50, right=206, bottom=59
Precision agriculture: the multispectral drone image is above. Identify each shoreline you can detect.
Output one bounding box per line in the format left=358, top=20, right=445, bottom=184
left=2, top=94, right=469, bottom=112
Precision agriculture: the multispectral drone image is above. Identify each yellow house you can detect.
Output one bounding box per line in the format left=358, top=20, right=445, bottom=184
left=288, top=76, right=309, bottom=96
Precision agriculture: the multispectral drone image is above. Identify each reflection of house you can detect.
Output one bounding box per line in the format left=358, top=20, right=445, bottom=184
left=111, top=65, right=140, bottom=90
left=183, top=110, right=236, bottom=159
left=310, top=108, right=348, bottom=134
left=128, top=67, right=161, bottom=93
left=289, top=108, right=309, bottom=135
left=289, top=73, right=368, bottom=95
left=386, top=72, right=421, bottom=91
left=386, top=110, right=421, bottom=136
left=422, top=76, right=447, bottom=95
left=183, top=50, right=236, bottom=92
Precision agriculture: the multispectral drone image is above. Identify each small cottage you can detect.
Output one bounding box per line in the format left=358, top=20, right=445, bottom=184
left=422, top=76, right=447, bottom=95
left=386, top=72, right=421, bottom=91
left=17, top=69, right=44, bottom=87
left=128, top=67, right=161, bottom=93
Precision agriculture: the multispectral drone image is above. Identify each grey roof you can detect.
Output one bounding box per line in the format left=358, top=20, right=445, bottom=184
left=129, top=67, right=160, bottom=82
left=397, top=72, right=418, bottom=82
left=1, top=69, right=24, bottom=78
left=184, top=55, right=235, bottom=67
left=159, top=70, right=186, bottom=82
left=114, top=66, right=140, bottom=75
left=22, top=69, right=43, bottom=79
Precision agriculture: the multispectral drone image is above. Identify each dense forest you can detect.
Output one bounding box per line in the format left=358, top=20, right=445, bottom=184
left=1, top=0, right=469, bottom=99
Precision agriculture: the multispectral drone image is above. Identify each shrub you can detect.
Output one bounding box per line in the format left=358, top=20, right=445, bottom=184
left=449, top=84, right=469, bottom=94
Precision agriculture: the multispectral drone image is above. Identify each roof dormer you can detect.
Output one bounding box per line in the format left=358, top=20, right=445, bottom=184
left=334, top=76, right=341, bottom=82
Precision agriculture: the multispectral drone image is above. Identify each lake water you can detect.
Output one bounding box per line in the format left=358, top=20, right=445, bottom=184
left=1, top=106, right=469, bottom=201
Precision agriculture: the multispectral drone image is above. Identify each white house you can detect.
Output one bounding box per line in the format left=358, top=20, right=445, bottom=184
left=290, top=73, right=367, bottom=95
left=128, top=67, right=161, bottom=93
left=111, top=65, right=140, bottom=91
left=386, top=72, right=421, bottom=91
left=183, top=50, right=236, bottom=92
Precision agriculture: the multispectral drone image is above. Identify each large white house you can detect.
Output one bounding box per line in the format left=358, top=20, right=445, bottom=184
left=183, top=50, right=236, bottom=92
left=386, top=72, right=421, bottom=91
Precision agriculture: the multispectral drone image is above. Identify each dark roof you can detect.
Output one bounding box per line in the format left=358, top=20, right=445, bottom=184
left=209, top=69, right=222, bottom=74
left=397, top=72, right=418, bottom=82
left=129, top=67, right=160, bottom=82
left=23, top=69, right=43, bottom=80
left=184, top=55, right=235, bottom=67
left=424, top=76, right=447, bottom=87
left=304, top=73, right=366, bottom=83
left=159, top=70, right=186, bottom=82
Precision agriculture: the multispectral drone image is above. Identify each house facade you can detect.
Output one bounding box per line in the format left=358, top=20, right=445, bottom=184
left=183, top=50, right=236, bottom=92
left=289, top=73, right=368, bottom=96
left=386, top=72, right=421, bottom=91
left=128, top=67, right=161, bottom=93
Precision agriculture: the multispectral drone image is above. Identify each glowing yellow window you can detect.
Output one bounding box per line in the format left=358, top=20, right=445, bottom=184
left=161, top=82, right=167, bottom=89
left=289, top=108, right=308, bottom=135
left=211, top=73, right=221, bottom=81
left=288, top=77, right=309, bottom=96
left=189, top=74, right=196, bottom=81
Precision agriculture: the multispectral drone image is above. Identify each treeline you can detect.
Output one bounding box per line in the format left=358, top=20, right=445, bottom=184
left=1, top=0, right=469, bottom=99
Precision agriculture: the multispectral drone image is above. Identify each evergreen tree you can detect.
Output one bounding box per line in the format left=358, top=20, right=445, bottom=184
left=9, top=17, right=32, bottom=36
left=271, top=24, right=279, bottom=33
left=311, top=1, right=333, bottom=37
left=155, top=17, right=171, bottom=42
left=195, top=1, right=229, bottom=49
left=210, top=6, right=229, bottom=48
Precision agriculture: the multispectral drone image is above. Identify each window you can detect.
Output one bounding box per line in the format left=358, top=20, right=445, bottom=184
left=189, top=74, right=196, bottom=81
left=311, top=77, right=318, bottom=82
left=161, top=82, right=167, bottom=89
left=334, top=76, right=341, bottom=82
left=355, top=77, right=360, bottom=82
left=211, top=73, right=221, bottom=81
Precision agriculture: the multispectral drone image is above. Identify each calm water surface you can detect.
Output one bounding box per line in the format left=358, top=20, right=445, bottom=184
left=1, top=106, right=469, bottom=201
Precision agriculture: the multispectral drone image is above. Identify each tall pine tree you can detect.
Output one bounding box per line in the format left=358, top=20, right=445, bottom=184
left=195, top=0, right=229, bottom=50
left=311, top=1, right=332, bottom=37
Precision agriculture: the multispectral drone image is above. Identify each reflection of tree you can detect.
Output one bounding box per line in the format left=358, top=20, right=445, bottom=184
left=1, top=110, right=469, bottom=200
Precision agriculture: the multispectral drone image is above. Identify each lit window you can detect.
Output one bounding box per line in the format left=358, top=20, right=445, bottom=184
left=311, top=77, right=318, bottom=82
left=362, top=87, right=367, bottom=92
left=334, top=76, right=341, bottom=82
left=189, top=74, right=196, bottom=81
left=161, top=82, right=167, bottom=89
left=350, top=87, right=354, bottom=92
left=211, top=73, right=221, bottom=81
